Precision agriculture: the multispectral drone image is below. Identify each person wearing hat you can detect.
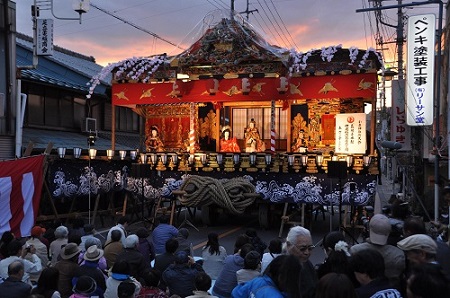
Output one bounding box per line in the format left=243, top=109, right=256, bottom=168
left=50, top=225, right=69, bottom=266
left=26, top=225, right=49, bottom=267
left=397, top=234, right=438, bottom=266
left=72, top=245, right=106, bottom=297
left=115, top=234, right=150, bottom=281
left=80, top=224, right=103, bottom=253
left=350, top=213, right=405, bottom=289
left=53, top=242, right=81, bottom=297
left=162, top=250, right=204, bottom=298
left=70, top=275, right=97, bottom=298
left=25, top=225, right=49, bottom=284
left=244, top=118, right=265, bottom=153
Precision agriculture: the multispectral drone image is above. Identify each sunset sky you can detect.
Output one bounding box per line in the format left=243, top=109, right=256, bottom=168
left=13, top=0, right=440, bottom=66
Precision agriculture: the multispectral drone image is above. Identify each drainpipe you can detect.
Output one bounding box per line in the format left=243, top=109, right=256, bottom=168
left=15, top=79, right=27, bottom=157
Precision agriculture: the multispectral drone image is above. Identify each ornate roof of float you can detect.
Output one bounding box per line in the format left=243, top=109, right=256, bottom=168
left=87, top=10, right=383, bottom=98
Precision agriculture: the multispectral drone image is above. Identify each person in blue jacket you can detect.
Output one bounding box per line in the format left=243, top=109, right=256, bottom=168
left=231, top=255, right=302, bottom=298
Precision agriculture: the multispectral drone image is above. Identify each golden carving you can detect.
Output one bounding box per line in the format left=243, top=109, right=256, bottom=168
left=318, top=81, right=338, bottom=94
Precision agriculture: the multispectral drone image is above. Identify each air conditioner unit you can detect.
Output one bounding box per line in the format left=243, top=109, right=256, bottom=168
left=84, top=117, right=97, bottom=132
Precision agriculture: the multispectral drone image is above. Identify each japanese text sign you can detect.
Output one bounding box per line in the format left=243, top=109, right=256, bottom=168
left=406, top=14, right=435, bottom=126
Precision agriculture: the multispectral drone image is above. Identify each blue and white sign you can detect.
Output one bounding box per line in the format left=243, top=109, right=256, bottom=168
left=406, top=14, right=435, bottom=126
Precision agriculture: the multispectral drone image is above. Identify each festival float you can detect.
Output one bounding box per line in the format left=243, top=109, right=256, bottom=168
left=49, top=10, right=383, bottom=229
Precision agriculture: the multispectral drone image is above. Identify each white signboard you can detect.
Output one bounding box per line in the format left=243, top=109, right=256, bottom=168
left=36, top=19, right=54, bottom=56
left=406, top=14, right=435, bottom=126
left=335, top=113, right=366, bottom=154
left=391, top=79, right=411, bottom=150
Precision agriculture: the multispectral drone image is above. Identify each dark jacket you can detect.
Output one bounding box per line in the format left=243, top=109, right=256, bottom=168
left=115, top=247, right=150, bottom=280
left=212, top=254, right=244, bottom=297
left=0, top=276, right=32, bottom=298
left=54, top=259, right=79, bottom=298
left=162, top=263, right=203, bottom=297
left=356, top=277, right=401, bottom=298
left=138, top=237, right=156, bottom=266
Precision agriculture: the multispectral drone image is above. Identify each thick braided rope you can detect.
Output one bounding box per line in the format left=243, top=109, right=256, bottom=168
left=178, top=175, right=256, bottom=214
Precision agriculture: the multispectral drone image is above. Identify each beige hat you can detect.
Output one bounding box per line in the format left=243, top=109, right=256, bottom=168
left=397, top=234, right=437, bottom=254
left=369, top=214, right=391, bottom=245
left=60, top=243, right=81, bottom=260
left=83, top=245, right=104, bottom=262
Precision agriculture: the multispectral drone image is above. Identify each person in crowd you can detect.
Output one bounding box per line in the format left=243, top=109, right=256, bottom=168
left=137, top=269, right=168, bottom=298
left=232, top=234, right=250, bottom=254
left=244, top=118, right=265, bottom=153
left=53, top=242, right=81, bottom=298
left=314, top=272, right=357, bottom=298
left=26, top=225, right=49, bottom=268
left=103, top=229, right=124, bottom=270
left=186, top=272, right=217, bottom=298
left=154, top=238, right=178, bottom=291
left=0, top=231, right=15, bottom=259
left=285, top=226, right=318, bottom=298
left=146, top=125, right=165, bottom=152
left=79, top=237, right=107, bottom=271
left=117, top=281, right=137, bottom=298
left=175, top=228, right=192, bottom=255
left=136, top=227, right=155, bottom=267
left=162, top=251, right=204, bottom=298
left=25, top=225, right=49, bottom=283
left=236, top=251, right=261, bottom=284
left=0, top=260, right=32, bottom=297
left=104, top=260, right=141, bottom=298
left=30, top=267, right=61, bottom=298
left=232, top=255, right=302, bottom=298
left=42, top=220, right=63, bottom=246
left=402, top=216, right=450, bottom=280
left=406, top=262, right=450, bottom=298
left=349, top=248, right=401, bottom=298
left=350, top=213, right=405, bottom=288
left=69, top=275, right=97, bottom=298
left=0, top=239, right=42, bottom=285
left=152, top=215, right=179, bottom=255
left=201, top=232, right=227, bottom=280
left=245, top=229, right=267, bottom=258
left=219, top=126, right=240, bottom=153
left=115, top=235, right=150, bottom=281
left=316, top=231, right=357, bottom=287
left=72, top=245, right=106, bottom=297
left=212, top=243, right=253, bottom=298
left=68, top=217, right=85, bottom=241
left=80, top=224, right=103, bottom=253
left=397, top=233, right=438, bottom=267
left=386, top=199, right=409, bottom=246
left=260, top=238, right=282, bottom=273
left=106, top=216, right=129, bottom=246
left=50, top=226, right=69, bottom=266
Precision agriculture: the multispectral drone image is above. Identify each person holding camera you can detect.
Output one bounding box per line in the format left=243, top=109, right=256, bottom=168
left=0, top=239, right=42, bottom=285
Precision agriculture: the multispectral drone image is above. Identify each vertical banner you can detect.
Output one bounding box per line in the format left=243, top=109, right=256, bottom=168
left=36, top=19, right=54, bottom=56
left=406, top=14, right=435, bottom=126
left=0, top=155, right=45, bottom=237
left=391, top=79, right=411, bottom=150
left=335, top=113, right=366, bottom=154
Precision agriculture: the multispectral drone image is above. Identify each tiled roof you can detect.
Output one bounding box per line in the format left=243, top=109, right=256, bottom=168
left=16, top=34, right=111, bottom=90
left=22, top=128, right=139, bottom=151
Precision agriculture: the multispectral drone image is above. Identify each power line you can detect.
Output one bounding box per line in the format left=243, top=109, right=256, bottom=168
left=90, top=3, right=184, bottom=50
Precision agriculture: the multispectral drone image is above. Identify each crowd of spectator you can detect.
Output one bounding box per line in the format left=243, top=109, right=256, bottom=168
left=0, top=204, right=450, bottom=298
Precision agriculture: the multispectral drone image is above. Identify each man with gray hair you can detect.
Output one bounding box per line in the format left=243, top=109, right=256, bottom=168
left=0, top=260, right=32, bottom=297
left=285, top=226, right=318, bottom=298
left=115, top=234, right=150, bottom=280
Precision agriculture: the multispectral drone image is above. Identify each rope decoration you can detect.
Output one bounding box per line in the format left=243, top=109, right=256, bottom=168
left=178, top=175, right=257, bottom=214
